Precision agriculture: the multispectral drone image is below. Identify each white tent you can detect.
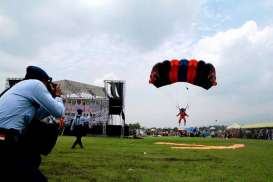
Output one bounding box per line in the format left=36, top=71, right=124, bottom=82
left=226, top=123, right=241, bottom=130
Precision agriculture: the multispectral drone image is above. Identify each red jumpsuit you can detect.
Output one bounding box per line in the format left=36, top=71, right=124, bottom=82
left=177, top=111, right=188, bottom=126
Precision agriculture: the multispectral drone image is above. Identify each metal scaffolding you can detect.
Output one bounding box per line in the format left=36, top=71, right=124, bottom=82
left=104, top=80, right=126, bottom=137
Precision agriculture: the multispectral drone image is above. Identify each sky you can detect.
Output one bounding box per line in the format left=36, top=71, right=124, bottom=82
left=1, top=0, right=273, bottom=128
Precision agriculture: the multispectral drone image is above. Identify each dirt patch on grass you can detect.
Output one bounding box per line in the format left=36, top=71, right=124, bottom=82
left=155, top=142, right=245, bottom=150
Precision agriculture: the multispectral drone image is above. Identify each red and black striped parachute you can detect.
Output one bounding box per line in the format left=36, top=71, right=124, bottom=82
left=149, top=59, right=217, bottom=90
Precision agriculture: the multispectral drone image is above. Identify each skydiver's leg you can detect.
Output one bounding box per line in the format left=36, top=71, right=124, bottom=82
left=178, top=117, right=182, bottom=126
left=183, top=118, right=186, bottom=126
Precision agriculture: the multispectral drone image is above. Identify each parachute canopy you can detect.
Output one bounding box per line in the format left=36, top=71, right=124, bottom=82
left=149, top=59, right=217, bottom=90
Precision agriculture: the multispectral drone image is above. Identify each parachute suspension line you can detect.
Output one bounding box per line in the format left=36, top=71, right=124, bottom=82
left=174, top=86, right=190, bottom=111
left=156, top=88, right=178, bottom=109
left=170, top=87, right=180, bottom=109
left=184, top=86, right=190, bottom=110
left=158, top=86, right=189, bottom=113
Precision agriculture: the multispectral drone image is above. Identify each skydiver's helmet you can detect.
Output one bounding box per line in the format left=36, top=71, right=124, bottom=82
left=180, top=108, right=186, bottom=112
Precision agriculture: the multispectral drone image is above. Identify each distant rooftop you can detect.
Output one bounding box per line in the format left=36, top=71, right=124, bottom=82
left=54, top=80, right=106, bottom=99
left=241, top=122, right=273, bottom=129
left=4, top=78, right=106, bottom=99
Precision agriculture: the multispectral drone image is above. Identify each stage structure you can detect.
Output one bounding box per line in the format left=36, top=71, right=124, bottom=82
left=55, top=80, right=109, bottom=129
left=1, top=78, right=23, bottom=97
left=5, top=78, right=23, bottom=88
left=104, top=80, right=126, bottom=137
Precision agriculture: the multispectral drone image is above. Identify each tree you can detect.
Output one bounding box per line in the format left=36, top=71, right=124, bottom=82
left=129, top=122, right=141, bottom=130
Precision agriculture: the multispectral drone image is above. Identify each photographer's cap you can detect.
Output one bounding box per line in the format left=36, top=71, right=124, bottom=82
left=24, top=66, right=52, bottom=82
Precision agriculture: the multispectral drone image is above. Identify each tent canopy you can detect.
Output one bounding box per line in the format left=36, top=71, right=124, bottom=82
left=241, top=122, right=273, bottom=129
left=226, top=122, right=273, bottom=129
left=226, top=123, right=241, bottom=130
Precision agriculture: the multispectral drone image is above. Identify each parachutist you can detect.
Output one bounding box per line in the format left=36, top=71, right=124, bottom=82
left=149, top=58, right=217, bottom=126
left=177, top=107, right=189, bottom=126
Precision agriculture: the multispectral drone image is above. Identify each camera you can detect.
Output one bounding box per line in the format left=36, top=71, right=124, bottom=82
left=46, top=82, right=58, bottom=98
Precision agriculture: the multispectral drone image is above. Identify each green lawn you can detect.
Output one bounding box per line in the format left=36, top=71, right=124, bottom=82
left=41, top=136, right=273, bottom=182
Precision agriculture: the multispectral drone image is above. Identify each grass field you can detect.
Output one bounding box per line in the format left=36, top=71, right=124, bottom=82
left=41, top=136, right=273, bottom=182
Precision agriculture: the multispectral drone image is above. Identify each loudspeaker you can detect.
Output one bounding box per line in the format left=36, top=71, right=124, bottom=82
left=105, top=81, right=124, bottom=115
left=109, top=98, right=122, bottom=114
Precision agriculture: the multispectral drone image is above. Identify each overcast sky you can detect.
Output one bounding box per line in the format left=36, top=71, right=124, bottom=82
left=1, top=0, right=273, bottom=128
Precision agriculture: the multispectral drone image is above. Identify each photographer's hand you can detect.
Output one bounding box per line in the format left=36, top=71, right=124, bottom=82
left=54, top=84, right=62, bottom=97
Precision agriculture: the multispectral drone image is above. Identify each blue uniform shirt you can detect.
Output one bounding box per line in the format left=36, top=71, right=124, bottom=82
left=70, top=115, right=85, bottom=131
left=0, top=79, right=65, bottom=133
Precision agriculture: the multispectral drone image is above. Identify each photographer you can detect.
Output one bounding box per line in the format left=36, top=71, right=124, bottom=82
left=0, top=66, right=65, bottom=182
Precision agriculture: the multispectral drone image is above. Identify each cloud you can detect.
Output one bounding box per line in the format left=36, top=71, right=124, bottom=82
left=0, top=16, right=17, bottom=39
left=93, top=73, right=120, bottom=87
left=0, top=0, right=202, bottom=57
left=193, top=21, right=273, bottom=94
left=0, top=51, right=29, bottom=81
left=31, top=34, right=139, bottom=84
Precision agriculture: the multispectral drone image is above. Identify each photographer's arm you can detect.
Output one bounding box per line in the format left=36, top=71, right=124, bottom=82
left=32, top=82, right=65, bottom=118
left=35, top=107, right=50, bottom=120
